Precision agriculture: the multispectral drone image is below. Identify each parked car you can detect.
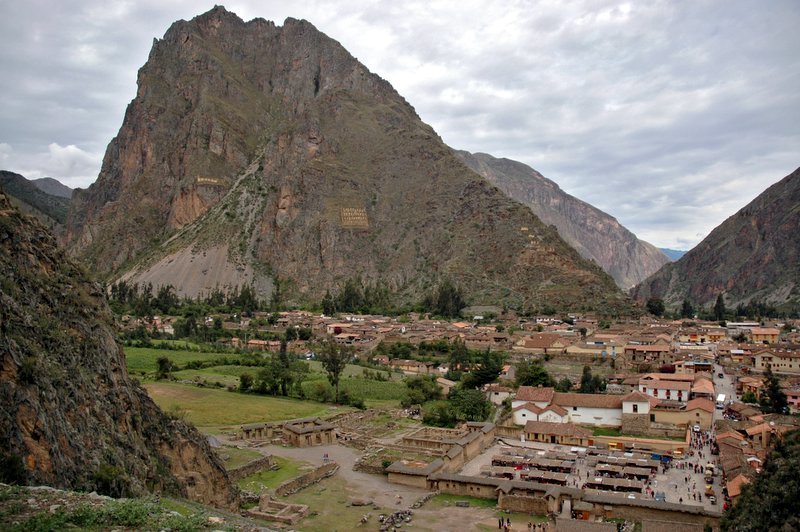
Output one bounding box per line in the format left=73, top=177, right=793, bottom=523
left=717, top=372, right=724, bottom=378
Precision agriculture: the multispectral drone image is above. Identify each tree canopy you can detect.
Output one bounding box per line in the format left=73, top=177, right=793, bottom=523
left=721, top=430, right=800, bottom=531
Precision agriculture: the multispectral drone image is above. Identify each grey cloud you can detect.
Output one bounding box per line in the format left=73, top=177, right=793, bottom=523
left=1, top=0, right=798, bottom=250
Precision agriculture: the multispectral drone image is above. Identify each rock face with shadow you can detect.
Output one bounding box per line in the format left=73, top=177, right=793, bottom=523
left=0, top=191, right=238, bottom=509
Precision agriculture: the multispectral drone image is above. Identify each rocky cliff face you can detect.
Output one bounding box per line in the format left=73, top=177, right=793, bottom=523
left=0, top=191, right=238, bottom=508
left=65, top=7, right=628, bottom=313
left=455, top=151, right=670, bottom=290
left=632, top=167, right=800, bottom=309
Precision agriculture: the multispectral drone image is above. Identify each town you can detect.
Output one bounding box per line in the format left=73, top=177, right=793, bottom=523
left=123, top=306, right=800, bottom=531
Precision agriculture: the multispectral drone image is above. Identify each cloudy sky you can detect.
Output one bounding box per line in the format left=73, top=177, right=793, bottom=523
left=1, top=1, right=798, bottom=249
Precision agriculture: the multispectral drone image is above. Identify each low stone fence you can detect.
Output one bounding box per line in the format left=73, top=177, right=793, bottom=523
left=227, top=455, right=274, bottom=481
left=275, top=461, right=339, bottom=497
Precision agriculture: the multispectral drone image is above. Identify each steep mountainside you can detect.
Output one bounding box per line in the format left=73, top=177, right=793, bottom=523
left=0, top=170, right=70, bottom=230
left=455, top=151, right=670, bottom=289
left=0, top=191, right=238, bottom=508
left=32, top=177, right=73, bottom=199
left=633, top=167, right=800, bottom=309
left=65, top=7, right=628, bottom=313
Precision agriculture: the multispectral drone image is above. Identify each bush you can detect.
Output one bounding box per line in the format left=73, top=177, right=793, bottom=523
left=0, top=452, right=27, bottom=484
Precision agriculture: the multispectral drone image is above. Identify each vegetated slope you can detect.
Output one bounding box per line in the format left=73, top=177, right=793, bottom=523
left=0, top=170, right=70, bottom=230
left=31, top=177, right=73, bottom=199
left=65, top=6, right=629, bottom=313
left=632, top=167, right=800, bottom=310
left=455, top=151, right=670, bottom=290
left=0, top=191, right=238, bottom=508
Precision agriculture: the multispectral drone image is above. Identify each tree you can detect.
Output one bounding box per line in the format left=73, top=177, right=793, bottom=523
left=432, top=279, right=465, bottom=318
left=555, top=377, right=573, bottom=392
left=681, top=299, right=695, bottom=319
left=318, top=340, right=351, bottom=403
left=402, top=375, right=441, bottom=407
left=321, top=290, right=336, bottom=315
left=579, top=365, right=606, bottom=393
left=741, top=390, right=758, bottom=404
left=156, top=356, right=173, bottom=379
left=515, top=359, right=555, bottom=388
left=714, top=293, right=726, bottom=321
left=760, top=366, right=788, bottom=414
left=461, top=349, right=504, bottom=389
left=721, top=430, right=800, bottom=531
left=646, top=297, right=665, bottom=317
left=449, top=387, right=492, bottom=422
left=239, top=373, right=254, bottom=392
left=448, top=337, right=471, bottom=372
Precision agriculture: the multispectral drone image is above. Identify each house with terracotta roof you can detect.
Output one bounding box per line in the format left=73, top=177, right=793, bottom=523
left=637, top=377, right=692, bottom=402
left=511, top=402, right=569, bottom=425
left=651, top=397, right=714, bottom=430
left=513, top=333, right=571, bottom=355
left=512, top=386, right=555, bottom=408
left=726, top=474, right=751, bottom=504
left=523, top=420, right=593, bottom=446
left=551, top=392, right=623, bottom=427
left=623, top=344, right=677, bottom=370
left=483, top=383, right=514, bottom=405
left=753, top=348, right=800, bottom=374
left=749, top=327, right=780, bottom=344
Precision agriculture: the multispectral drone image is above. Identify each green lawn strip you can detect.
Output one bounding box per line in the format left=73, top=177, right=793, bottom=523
left=592, top=427, right=622, bottom=437
left=428, top=493, right=497, bottom=509
left=170, top=368, right=241, bottom=387
left=237, top=456, right=309, bottom=492
left=125, top=346, right=231, bottom=373
left=144, top=382, right=344, bottom=428
left=218, top=446, right=263, bottom=470
left=306, top=360, right=400, bottom=380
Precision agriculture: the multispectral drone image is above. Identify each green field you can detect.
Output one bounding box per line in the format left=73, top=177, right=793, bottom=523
left=144, top=382, right=346, bottom=429
left=238, top=456, right=311, bottom=492
left=124, top=346, right=237, bottom=374
left=217, top=446, right=263, bottom=470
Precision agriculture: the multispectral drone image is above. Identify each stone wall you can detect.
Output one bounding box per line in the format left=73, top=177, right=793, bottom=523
left=621, top=413, right=650, bottom=435
left=497, top=494, right=548, bottom=514
left=275, top=462, right=339, bottom=496
left=227, top=455, right=274, bottom=481
left=595, top=501, right=719, bottom=530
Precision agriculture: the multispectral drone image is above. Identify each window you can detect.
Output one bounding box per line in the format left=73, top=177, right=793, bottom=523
left=632, top=404, right=638, bottom=413
left=573, top=406, right=577, bottom=411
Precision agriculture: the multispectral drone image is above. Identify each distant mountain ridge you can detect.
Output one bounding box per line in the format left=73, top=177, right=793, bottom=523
left=0, top=170, right=70, bottom=231
left=659, top=248, right=686, bottom=261
left=64, top=7, right=630, bottom=313
left=32, top=177, right=73, bottom=199
left=455, top=151, right=670, bottom=290
left=633, top=167, right=800, bottom=310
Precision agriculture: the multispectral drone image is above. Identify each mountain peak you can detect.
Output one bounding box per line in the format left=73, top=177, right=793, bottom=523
left=64, top=7, right=629, bottom=313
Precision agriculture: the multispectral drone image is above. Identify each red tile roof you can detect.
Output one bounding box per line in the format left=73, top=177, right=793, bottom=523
left=516, top=386, right=555, bottom=403
left=553, top=392, right=623, bottom=409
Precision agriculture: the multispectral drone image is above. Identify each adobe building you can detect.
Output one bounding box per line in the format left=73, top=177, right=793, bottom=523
left=282, top=417, right=337, bottom=447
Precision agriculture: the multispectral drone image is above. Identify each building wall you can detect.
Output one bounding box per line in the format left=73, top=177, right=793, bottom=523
left=654, top=409, right=712, bottom=430
left=435, top=479, right=499, bottom=499
left=566, top=406, right=621, bottom=427
left=621, top=413, right=650, bottom=435
left=387, top=472, right=429, bottom=489
left=497, top=493, right=550, bottom=514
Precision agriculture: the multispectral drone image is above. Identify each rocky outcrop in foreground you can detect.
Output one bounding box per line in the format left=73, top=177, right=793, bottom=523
left=0, top=191, right=238, bottom=509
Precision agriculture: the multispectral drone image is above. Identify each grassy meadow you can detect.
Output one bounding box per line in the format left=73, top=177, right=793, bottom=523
left=144, top=382, right=347, bottom=430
